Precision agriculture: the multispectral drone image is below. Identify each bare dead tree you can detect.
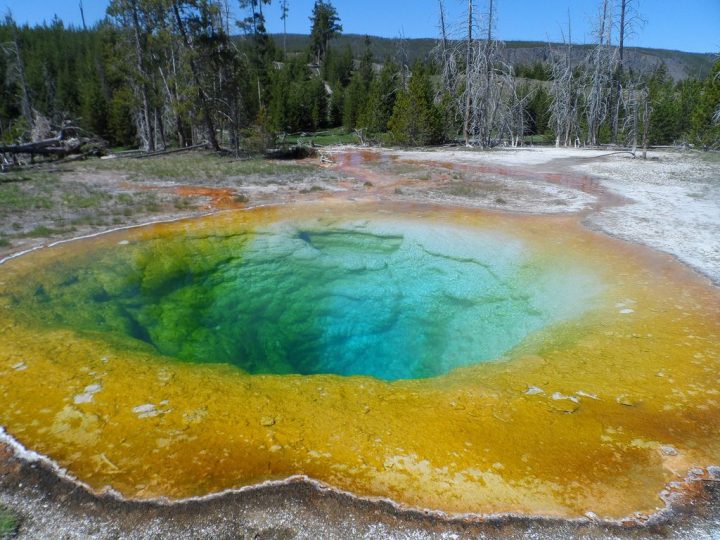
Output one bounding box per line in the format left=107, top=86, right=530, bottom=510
left=611, top=0, right=644, bottom=143
left=463, top=0, right=474, bottom=145
left=549, top=12, right=581, bottom=147
left=129, top=0, right=157, bottom=151
left=1, top=14, right=33, bottom=133
left=395, top=30, right=411, bottom=91
left=457, top=0, right=512, bottom=147
left=433, top=1, right=458, bottom=97
left=584, top=0, right=616, bottom=146
left=504, top=76, right=534, bottom=147
left=640, top=86, right=651, bottom=158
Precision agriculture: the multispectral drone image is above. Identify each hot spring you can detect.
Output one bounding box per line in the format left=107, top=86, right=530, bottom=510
left=9, top=216, right=601, bottom=381
left=0, top=201, right=719, bottom=520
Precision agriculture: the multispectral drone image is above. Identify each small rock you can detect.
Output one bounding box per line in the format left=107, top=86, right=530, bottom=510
left=132, top=404, right=159, bottom=418
left=524, top=385, right=544, bottom=396
left=660, top=445, right=678, bottom=457
left=549, top=400, right=580, bottom=414
left=552, top=392, right=579, bottom=403
left=260, top=416, right=276, bottom=427
left=73, top=393, right=94, bottom=404
left=616, top=395, right=640, bottom=407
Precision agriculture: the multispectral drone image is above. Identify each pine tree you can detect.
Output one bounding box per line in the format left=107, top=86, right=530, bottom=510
left=359, top=60, right=398, bottom=133
left=388, top=64, right=443, bottom=146
left=309, top=0, right=341, bottom=65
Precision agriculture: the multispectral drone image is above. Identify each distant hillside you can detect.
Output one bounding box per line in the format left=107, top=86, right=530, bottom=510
left=269, top=33, right=716, bottom=81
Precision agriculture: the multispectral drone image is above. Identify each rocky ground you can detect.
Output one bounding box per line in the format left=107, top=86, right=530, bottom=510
left=0, top=145, right=719, bottom=538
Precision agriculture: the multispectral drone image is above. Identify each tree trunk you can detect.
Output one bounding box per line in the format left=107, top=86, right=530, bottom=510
left=129, top=0, right=155, bottom=152
left=8, top=21, right=33, bottom=131
left=171, top=1, right=221, bottom=151
left=463, top=0, right=473, bottom=146
left=612, top=0, right=627, bottom=144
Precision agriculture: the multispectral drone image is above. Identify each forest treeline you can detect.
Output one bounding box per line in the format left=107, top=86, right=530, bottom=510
left=0, top=0, right=718, bottom=154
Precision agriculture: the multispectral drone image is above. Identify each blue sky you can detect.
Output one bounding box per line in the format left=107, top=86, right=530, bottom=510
left=3, top=0, right=719, bottom=53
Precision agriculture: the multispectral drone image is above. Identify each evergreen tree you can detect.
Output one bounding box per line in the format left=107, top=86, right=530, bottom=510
left=343, top=36, right=374, bottom=131
left=388, top=64, right=444, bottom=146
left=359, top=60, right=398, bottom=133
left=689, top=60, right=720, bottom=148
left=309, top=0, right=341, bottom=65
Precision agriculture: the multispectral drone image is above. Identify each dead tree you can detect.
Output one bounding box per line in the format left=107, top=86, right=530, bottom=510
left=459, top=0, right=510, bottom=147
left=584, top=0, right=616, bottom=146
left=463, top=0, right=473, bottom=146
left=611, top=0, right=644, bottom=144
left=432, top=0, right=461, bottom=138
left=129, top=0, right=157, bottom=152
left=549, top=13, right=581, bottom=147
left=640, top=87, right=650, bottom=159
left=1, top=14, right=33, bottom=132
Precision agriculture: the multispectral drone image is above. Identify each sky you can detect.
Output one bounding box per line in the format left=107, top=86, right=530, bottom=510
left=2, top=0, right=719, bottom=53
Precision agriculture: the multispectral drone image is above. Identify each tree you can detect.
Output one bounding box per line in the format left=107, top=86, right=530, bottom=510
left=343, top=36, right=373, bottom=131
left=280, top=0, right=289, bottom=58
left=584, top=0, right=615, bottom=146
left=359, top=60, right=398, bottom=133
left=689, top=60, right=720, bottom=148
left=309, top=0, right=341, bottom=65
left=0, top=14, right=33, bottom=133
left=388, top=64, right=443, bottom=146
left=549, top=14, right=581, bottom=147
left=107, top=0, right=160, bottom=151
left=170, top=0, right=221, bottom=151
left=611, top=0, right=644, bottom=143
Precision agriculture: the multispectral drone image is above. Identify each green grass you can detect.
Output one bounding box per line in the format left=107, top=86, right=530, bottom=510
left=24, top=225, right=74, bottom=238
left=0, top=185, right=53, bottom=212
left=299, top=185, right=326, bottom=194
left=282, top=128, right=359, bottom=146
left=0, top=170, right=57, bottom=184
left=62, top=192, right=104, bottom=209
left=443, top=183, right=481, bottom=198
left=697, top=149, right=720, bottom=165
left=0, top=505, right=19, bottom=538
left=83, top=152, right=313, bottom=182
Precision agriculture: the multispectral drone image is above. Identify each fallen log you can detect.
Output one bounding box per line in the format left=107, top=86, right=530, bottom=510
left=0, top=135, right=64, bottom=154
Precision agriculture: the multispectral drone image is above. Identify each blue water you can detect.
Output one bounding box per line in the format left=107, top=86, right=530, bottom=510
left=10, top=218, right=603, bottom=380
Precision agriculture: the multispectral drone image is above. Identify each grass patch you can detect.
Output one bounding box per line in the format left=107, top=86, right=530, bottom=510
left=24, top=225, right=74, bottom=238
left=299, top=185, right=326, bottom=194
left=0, top=185, right=53, bottom=212
left=83, top=152, right=313, bottom=182
left=444, top=183, right=481, bottom=198
left=62, top=192, right=104, bottom=209
left=173, top=197, right=197, bottom=210
left=0, top=505, right=19, bottom=538
left=0, top=236, right=10, bottom=247
left=283, top=128, right=359, bottom=146
left=696, top=150, right=720, bottom=165
left=0, top=170, right=57, bottom=184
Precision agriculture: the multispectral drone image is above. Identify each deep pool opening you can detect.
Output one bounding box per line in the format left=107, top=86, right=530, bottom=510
left=8, top=220, right=603, bottom=380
